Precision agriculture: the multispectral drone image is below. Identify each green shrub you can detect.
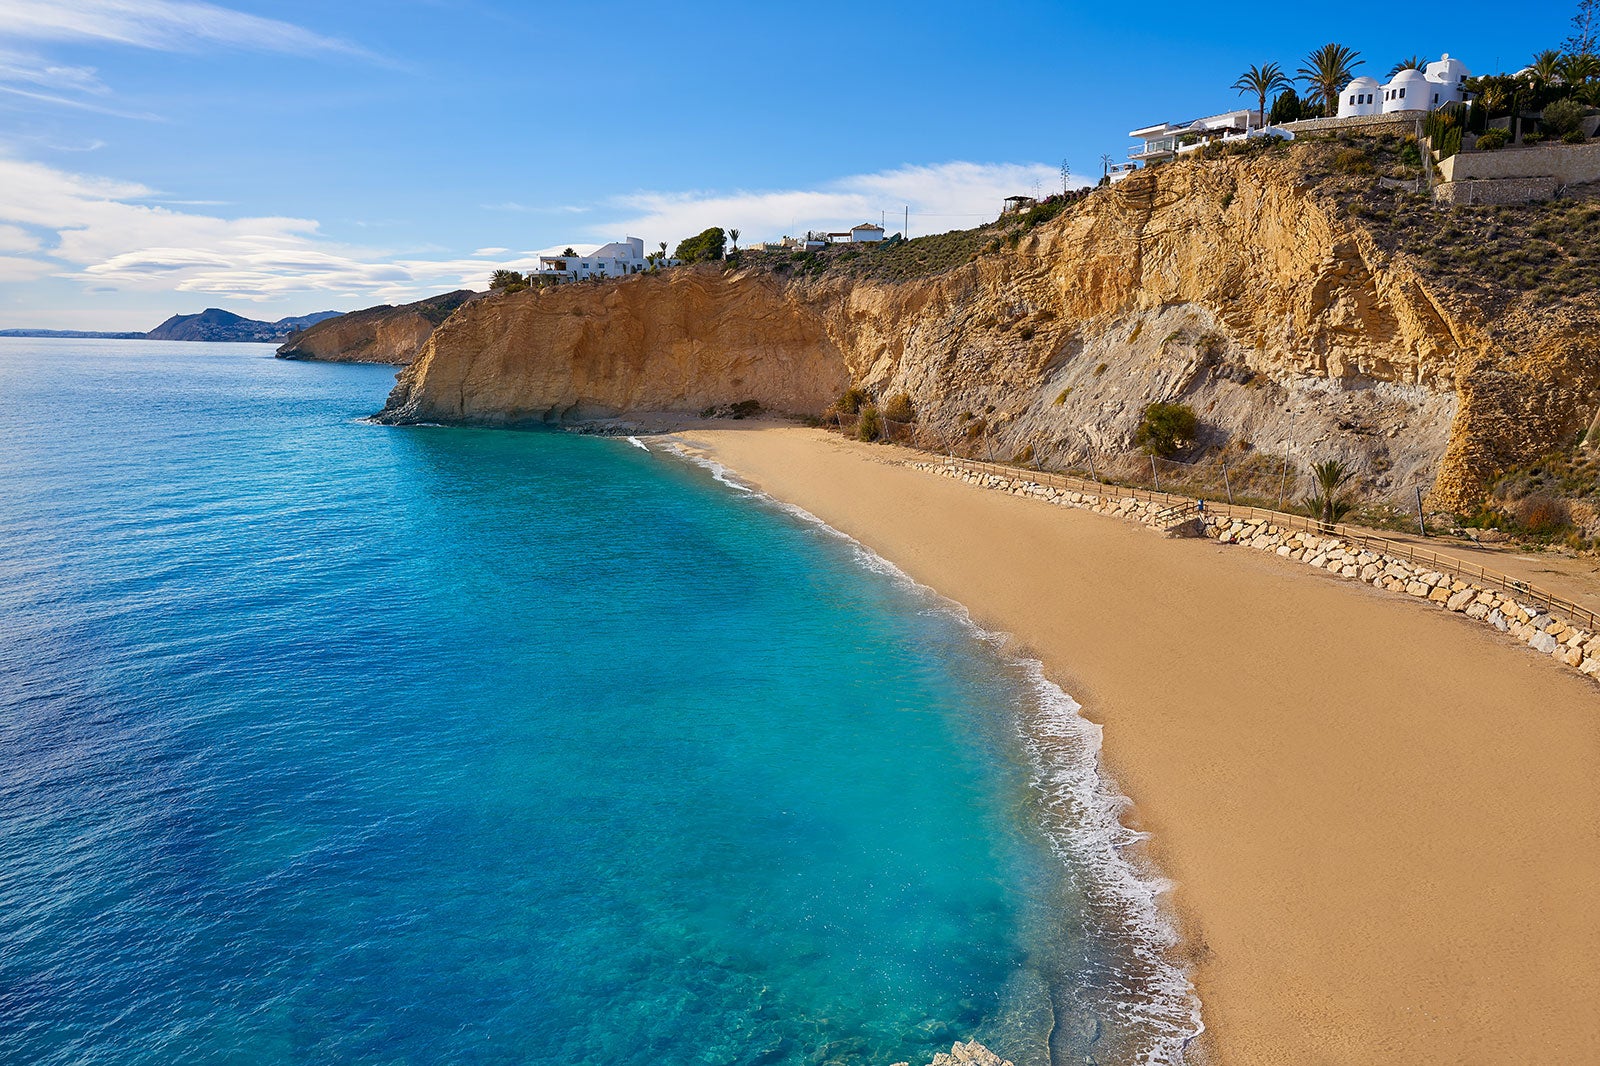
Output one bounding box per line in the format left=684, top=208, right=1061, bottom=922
left=882, top=392, right=915, bottom=422
left=673, top=226, right=726, bottom=263
left=1565, top=129, right=1588, bottom=144
left=1542, top=98, right=1587, bottom=138
left=834, top=387, right=869, bottom=415
left=1054, top=388, right=1073, bottom=405
left=1398, top=140, right=1422, bottom=167
left=1133, top=402, right=1198, bottom=458
left=1476, top=128, right=1510, bottom=150
left=1333, top=147, right=1373, bottom=173
left=856, top=403, right=882, bottom=441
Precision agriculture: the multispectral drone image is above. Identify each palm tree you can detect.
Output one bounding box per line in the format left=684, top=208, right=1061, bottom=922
left=1527, top=49, right=1564, bottom=90
left=1303, top=458, right=1355, bottom=530
left=1232, top=62, right=1290, bottom=125
left=1298, top=43, right=1363, bottom=115
left=1388, top=55, right=1427, bottom=76
left=728, top=228, right=740, bottom=251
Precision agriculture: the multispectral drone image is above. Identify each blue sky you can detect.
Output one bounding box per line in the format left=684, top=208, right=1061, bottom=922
left=0, top=0, right=1571, bottom=329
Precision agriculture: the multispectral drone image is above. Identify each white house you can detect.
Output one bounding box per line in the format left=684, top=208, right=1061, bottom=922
left=1337, top=54, right=1471, bottom=118
left=534, top=236, right=662, bottom=281
left=826, top=223, right=886, bottom=243
left=1128, top=108, right=1263, bottom=164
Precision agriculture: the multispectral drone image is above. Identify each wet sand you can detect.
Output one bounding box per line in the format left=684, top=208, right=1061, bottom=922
left=676, top=424, right=1600, bottom=1066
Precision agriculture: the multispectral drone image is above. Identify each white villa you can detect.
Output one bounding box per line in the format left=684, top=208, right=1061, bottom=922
left=534, top=236, right=664, bottom=281
left=823, top=223, right=886, bottom=243
left=1337, top=54, right=1471, bottom=117
left=1127, top=108, right=1264, bottom=165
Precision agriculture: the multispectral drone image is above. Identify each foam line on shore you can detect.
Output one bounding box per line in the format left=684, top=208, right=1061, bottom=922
left=662, top=439, right=1203, bottom=1064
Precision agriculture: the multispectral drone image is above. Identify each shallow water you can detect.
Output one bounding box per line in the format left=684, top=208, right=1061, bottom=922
left=0, top=339, right=1194, bottom=1065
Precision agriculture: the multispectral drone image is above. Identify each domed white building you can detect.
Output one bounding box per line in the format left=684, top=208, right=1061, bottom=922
left=1337, top=53, right=1472, bottom=118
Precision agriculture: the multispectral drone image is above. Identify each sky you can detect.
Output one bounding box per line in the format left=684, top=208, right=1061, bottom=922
left=0, top=0, right=1575, bottom=330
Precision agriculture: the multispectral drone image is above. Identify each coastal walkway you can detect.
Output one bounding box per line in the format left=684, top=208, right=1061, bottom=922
left=931, top=456, right=1600, bottom=632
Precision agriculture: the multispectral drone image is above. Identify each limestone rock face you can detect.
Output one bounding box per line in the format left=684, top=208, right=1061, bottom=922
left=277, top=290, right=478, bottom=365
left=376, top=153, right=1600, bottom=509
left=379, top=270, right=852, bottom=423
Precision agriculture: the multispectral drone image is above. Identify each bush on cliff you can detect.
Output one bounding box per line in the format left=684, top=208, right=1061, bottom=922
left=489, top=269, right=528, bottom=293
left=832, top=387, right=869, bottom=416
left=1133, top=402, right=1197, bottom=458
left=674, top=227, right=726, bottom=263
left=856, top=403, right=883, bottom=441
left=882, top=392, right=915, bottom=422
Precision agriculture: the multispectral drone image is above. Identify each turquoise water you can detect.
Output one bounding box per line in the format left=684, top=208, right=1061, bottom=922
left=0, top=340, right=1196, bottom=1065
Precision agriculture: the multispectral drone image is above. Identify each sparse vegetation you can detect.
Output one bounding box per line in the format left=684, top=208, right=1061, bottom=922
left=1054, top=388, right=1073, bottom=405
left=833, top=387, right=869, bottom=416
left=882, top=392, right=915, bottom=422
left=1302, top=458, right=1357, bottom=529
left=856, top=403, right=883, bottom=441
left=1133, top=402, right=1198, bottom=458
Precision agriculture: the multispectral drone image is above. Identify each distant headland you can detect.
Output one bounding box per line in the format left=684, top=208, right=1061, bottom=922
left=1, top=307, right=342, bottom=343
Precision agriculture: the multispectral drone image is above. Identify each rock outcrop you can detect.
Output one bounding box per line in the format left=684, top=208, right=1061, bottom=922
left=277, top=290, right=478, bottom=365
left=374, top=145, right=1600, bottom=510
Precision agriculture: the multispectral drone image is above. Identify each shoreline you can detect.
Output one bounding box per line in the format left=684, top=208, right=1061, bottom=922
left=665, top=440, right=1204, bottom=1063
left=667, top=423, right=1600, bottom=1066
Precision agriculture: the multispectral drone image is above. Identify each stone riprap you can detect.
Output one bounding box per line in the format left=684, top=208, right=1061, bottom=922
left=912, top=460, right=1600, bottom=684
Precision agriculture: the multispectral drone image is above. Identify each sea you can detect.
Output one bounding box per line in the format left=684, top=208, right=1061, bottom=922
left=0, top=339, right=1198, bottom=1066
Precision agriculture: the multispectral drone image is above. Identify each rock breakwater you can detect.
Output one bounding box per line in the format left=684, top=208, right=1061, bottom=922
left=914, top=459, right=1600, bottom=684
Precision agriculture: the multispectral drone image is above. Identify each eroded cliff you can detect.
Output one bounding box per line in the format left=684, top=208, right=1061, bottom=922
left=376, top=141, right=1600, bottom=510
left=278, top=290, right=478, bottom=365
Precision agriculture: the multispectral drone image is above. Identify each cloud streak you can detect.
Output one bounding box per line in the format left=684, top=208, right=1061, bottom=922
left=0, top=155, right=1073, bottom=314
left=0, top=0, right=368, bottom=57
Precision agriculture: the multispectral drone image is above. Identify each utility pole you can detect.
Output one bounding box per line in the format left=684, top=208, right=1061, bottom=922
left=1277, top=402, right=1298, bottom=510
left=1415, top=486, right=1428, bottom=536
left=904, top=205, right=909, bottom=240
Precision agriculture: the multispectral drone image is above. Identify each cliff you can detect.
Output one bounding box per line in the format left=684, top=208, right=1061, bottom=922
left=376, top=138, right=1600, bottom=510
left=277, top=290, right=478, bottom=365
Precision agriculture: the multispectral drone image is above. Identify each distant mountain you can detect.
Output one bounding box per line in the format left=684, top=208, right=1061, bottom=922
left=145, top=308, right=343, bottom=342
left=0, top=329, right=148, bottom=339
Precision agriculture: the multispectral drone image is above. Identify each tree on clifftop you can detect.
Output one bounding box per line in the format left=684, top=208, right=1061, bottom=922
left=1268, top=87, right=1303, bottom=124
left=1298, top=43, right=1362, bottom=116
left=673, top=227, right=726, bottom=263
left=1232, top=62, right=1290, bottom=125
left=489, top=269, right=528, bottom=292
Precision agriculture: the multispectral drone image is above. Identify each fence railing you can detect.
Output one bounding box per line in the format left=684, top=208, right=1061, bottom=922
left=930, top=456, right=1600, bottom=631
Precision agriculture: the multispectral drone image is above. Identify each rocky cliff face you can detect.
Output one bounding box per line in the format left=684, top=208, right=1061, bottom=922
left=376, top=144, right=1600, bottom=510
left=277, top=291, right=478, bottom=365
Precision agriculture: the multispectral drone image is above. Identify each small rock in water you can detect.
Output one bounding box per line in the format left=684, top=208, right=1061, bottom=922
left=926, top=1040, right=1015, bottom=1066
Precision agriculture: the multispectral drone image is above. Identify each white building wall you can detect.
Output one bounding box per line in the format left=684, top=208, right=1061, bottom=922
left=1338, top=77, right=1382, bottom=118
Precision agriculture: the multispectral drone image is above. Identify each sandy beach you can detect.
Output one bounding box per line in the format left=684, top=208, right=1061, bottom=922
left=675, top=423, right=1600, bottom=1066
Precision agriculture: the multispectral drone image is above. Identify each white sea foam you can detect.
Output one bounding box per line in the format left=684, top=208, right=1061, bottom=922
left=659, top=440, right=1204, bottom=1065
left=625, top=436, right=651, bottom=452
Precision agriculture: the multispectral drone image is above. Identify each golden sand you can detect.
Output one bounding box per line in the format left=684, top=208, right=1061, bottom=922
left=677, top=424, right=1600, bottom=1066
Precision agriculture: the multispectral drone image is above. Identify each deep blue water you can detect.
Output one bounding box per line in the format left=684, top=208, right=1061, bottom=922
left=0, top=340, right=1195, bottom=1065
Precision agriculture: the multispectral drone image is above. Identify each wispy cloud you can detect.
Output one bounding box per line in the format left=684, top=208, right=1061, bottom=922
left=0, top=155, right=1077, bottom=313
left=482, top=201, right=589, bottom=215
left=0, top=1, right=368, bottom=57
left=596, top=161, right=1078, bottom=243
left=0, top=154, right=513, bottom=302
